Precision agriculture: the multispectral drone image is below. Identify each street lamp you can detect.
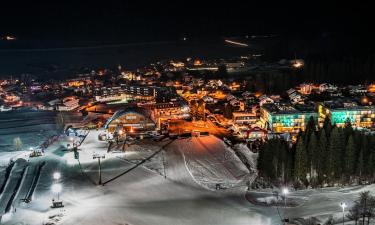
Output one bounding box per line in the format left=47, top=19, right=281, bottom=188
left=341, top=202, right=347, bottom=225
left=53, top=172, right=61, bottom=180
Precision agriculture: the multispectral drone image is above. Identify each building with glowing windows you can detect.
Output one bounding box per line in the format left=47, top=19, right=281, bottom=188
left=260, top=103, right=318, bottom=133
left=318, top=100, right=375, bottom=128
left=104, top=106, right=156, bottom=134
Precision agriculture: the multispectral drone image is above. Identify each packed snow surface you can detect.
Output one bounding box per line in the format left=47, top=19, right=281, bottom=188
left=1, top=129, right=374, bottom=225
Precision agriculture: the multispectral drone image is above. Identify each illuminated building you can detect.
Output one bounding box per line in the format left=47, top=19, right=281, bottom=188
left=141, top=101, right=190, bottom=129
left=56, top=97, right=80, bottom=111
left=104, top=107, right=156, bottom=134
left=318, top=100, right=375, bottom=128
left=246, top=126, right=267, bottom=140
left=260, top=103, right=318, bottom=133
left=319, top=83, right=338, bottom=93
left=368, top=84, right=375, bottom=93
left=94, top=85, right=158, bottom=102
left=193, top=59, right=202, bottom=66
left=258, top=95, right=275, bottom=106
left=232, top=112, right=258, bottom=125
left=296, top=83, right=317, bottom=95
left=170, top=61, right=185, bottom=68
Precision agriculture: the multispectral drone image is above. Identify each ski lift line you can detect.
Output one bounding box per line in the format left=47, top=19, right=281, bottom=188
left=115, top=156, right=167, bottom=178
left=76, top=158, right=97, bottom=186
left=102, top=139, right=176, bottom=185
left=24, top=162, right=46, bottom=202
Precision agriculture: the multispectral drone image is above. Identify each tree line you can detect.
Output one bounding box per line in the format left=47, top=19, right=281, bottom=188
left=258, top=117, right=375, bottom=188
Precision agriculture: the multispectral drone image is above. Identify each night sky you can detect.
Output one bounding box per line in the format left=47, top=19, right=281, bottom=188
left=1, top=1, right=374, bottom=42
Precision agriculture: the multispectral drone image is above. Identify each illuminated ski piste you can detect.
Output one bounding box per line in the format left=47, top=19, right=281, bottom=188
left=1, top=129, right=374, bottom=225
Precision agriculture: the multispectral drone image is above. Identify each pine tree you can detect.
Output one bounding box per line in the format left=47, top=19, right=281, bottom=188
left=361, top=135, right=370, bottom=177
left=357, top=149, right=364, bottom=179
left=307, top=132, right=318, bottom=180
left=317, top=129, right=328, bottom=184
left=323, top=116, right=332, bottom=136
left=345, top=135, right=356, bottom=182
left=370, top=136, right=375, bottom=179
left=328, top=127, right=344, bottom=181
left=304, top=116, right=316, bottom=146
left=344, top=118, right=353, bottom=139
left=294, top=138, right=307, bottom=184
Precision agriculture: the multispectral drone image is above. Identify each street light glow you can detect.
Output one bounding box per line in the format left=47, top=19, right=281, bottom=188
left=341, top=202, right=347, bottom=210
left=51, top=183, right=62, bottom=193
left=53, top=172, right=61, bottom=180
left=282, top=187, right=289, bottom=195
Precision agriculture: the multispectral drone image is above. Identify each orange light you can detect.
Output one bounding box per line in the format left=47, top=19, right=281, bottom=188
left=193, top=59, right=202, bottom=66
left=368, top=84, right=375, bottom=93
left=362, top=96, right=369, bottom=105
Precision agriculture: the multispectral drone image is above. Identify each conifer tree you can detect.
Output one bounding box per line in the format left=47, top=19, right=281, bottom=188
left=345, top=135, right=356, bottom=181
left=294, top=138, right=307, bottom=183
left=328, top=127, right=344, bottom=181
left=317, top=129, right=328, bottom=183
left=307, top=132, right=318, bottom=179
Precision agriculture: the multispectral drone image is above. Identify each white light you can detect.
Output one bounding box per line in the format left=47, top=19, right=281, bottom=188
left=53, top=172, right=61, bottom=180
left=282, top=188, right=289, bottom=195
left=29, top=147, right=34, bottom=151
left=51, top=183, right=62, bottom=193
left=341, top=202, right=347, bottom=210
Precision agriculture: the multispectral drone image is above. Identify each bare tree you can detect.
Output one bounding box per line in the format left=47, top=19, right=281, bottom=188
left=55, top=112, right=66, bottom=132
left=13, top=137, right=22, bottom=151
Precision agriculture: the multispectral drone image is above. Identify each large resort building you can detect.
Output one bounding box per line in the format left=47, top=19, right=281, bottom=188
left=318, top=99, right=375, bottom=128
left=94, top=85, right=179, bottom=103
left=104, top=107, right=156, bottom=134
left=141, top=101, right=190, bottom=129
left=260, top=103, right=318, bottom=133
left=104, top=101, right=190, bottom=134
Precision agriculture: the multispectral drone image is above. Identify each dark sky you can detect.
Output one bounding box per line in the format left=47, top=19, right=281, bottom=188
left=1, top=1, right=374, bottom=42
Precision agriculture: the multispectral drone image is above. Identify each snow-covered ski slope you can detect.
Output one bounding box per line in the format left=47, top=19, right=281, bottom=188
left=3, top=129, right=375, bottom=225
left=1, top=130, right=270, bottom=225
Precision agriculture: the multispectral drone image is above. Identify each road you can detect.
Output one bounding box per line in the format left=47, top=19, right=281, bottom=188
left=168, top=119, right=229, bottom=138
